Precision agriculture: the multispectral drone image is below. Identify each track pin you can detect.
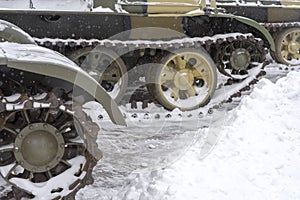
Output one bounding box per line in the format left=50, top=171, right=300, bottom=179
left=198, top=112, right=204, bottom=118
left=165, top=114, right=172, bottom=118
left=144, top=113, right=150, bottom=119
left=131, top=113, right=138, bottom=118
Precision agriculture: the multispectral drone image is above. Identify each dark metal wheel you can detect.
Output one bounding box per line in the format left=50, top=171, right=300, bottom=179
left=0, top=95, right=100, bottom=199
left=149, top=48, right=217, bottom=111
left=216, top=39, right=265, bottom=79
left=274, top=28, right=300, bottom=66
left=68, top=47, right=128, bottom=103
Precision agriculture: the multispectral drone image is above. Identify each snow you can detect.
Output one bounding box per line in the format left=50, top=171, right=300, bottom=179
left=2, top=93, right=21, bottom=102
left=69, top=64, right=300, bottom=200
left=0, top=0, right=93, bottom=11
left=120, top=0, right=199, bottom=6
left=0, top=0, right=30, bottom=9
left=215, top=0, right=298, bottom=8
left=10, top=156, right=87, bottom=199
left=0, top=42, right=77, bottom=69
left=0, top=23, right=7, bottom=32
left=109, top=79, right=123, bottom=99
left=32, top=0, right=93, bottom=11
left=93, top=6, right=114, bottom=13
left=34, top=33, right=254, bottom=47
left=0, top=138, right=87, bottom=199
left=109, top=70, right=300, bottom=200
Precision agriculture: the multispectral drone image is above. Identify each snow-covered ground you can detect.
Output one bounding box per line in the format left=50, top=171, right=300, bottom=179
left=123, top=70, right=300, bottom=200
left=74, top=64, right=300, bottom=200
left=0, top=63, right=299, bottom=199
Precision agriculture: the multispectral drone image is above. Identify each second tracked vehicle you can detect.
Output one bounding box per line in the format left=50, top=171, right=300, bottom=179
left=216, top=0, right=300, bottom=66
left=0, top=0, right=275, bottom=111
left=0, top=19, right=125, bottom=199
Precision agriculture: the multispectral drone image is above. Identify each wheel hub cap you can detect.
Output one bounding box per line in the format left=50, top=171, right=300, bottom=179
left=14, top=123, right=65, bottom=173
left=230, top=48, right=251, bottom=71
left=288, top=42, right=299, bottom=54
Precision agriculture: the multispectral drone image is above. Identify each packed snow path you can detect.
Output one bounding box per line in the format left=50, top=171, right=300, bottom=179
left=76, top=64, right=300, bottom=200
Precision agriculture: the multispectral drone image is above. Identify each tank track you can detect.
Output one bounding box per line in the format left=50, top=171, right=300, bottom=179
left=262, top=22, right=300, bottom=34
left=0, top=89, right=100, bottom=199
left=118, top=63, right=268, bottom=121
left=34, top=33, right=261, bottom=58
left=34, top=32, right=266, bottom=109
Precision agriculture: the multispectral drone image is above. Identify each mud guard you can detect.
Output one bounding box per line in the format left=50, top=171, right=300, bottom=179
left=0, top=43, right=126, bottom=126
left=210, top=13, right=276, bottom=52
left=0, top=19, right=36, bottom=44
left=147, top=10, right=275, bottom=52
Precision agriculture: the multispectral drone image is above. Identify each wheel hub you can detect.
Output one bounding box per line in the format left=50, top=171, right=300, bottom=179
left=174, top=69, right=194, bottom=90
left=288, top=41, right=299, bottom=54
left=14, top=123, right=65, bottom=173
left=230, top=48, right=251, bottom=71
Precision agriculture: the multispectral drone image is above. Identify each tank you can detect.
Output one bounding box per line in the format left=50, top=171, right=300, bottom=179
left=0, top=0, right=275, bottom=111
left=0, top=19, right=125, bottom=199
left=215, top=0, right=300, bottom=66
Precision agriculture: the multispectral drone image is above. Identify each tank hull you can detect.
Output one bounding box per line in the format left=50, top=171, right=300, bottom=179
left=216, top=0, right=300, bottom=65
left=0, top=1, right=275, bottom=110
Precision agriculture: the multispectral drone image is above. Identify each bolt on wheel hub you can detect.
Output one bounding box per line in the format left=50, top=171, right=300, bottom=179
left=14, top=123, right=65, bottom=173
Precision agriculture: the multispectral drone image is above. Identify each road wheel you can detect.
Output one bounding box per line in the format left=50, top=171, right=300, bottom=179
left=274, top=28, right=300, bottom=66
left=149, top=48, right=217, bottom=111
left=69, top=47, right=128, bottom=103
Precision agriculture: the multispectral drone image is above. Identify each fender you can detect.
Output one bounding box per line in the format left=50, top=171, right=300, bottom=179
left=210, top=13, right=275, bottom=52
left=0, top=43, right=126, bottom=126
left=145, top=6, right=275, bottom=52
left=0, top=19, right=36, bottom=44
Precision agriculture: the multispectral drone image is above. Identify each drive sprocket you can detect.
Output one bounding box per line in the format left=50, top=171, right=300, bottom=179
left=0, top=91, right=101, bottom=199
left=214, top=36, right=265, bottom=79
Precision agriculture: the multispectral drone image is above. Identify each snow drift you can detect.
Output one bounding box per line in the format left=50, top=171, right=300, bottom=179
left=119, top=70, right=300, bottom=200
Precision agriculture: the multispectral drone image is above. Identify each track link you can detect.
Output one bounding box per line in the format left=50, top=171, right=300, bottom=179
left=262, top=22, right=300, bottom=33
left=118, top=61, right=269, bottom=122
